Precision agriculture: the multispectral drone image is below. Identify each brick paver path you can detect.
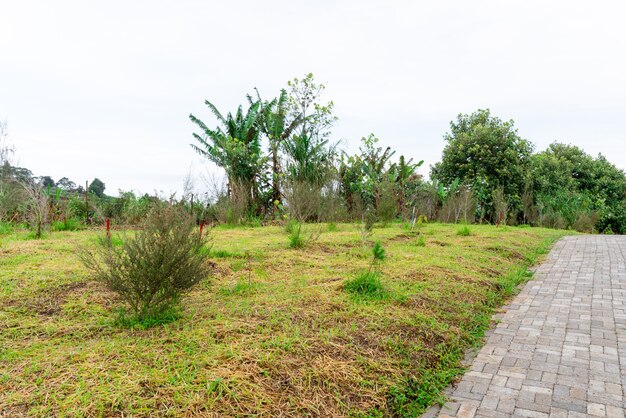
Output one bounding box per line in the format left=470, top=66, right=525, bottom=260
left=437, top=236, right=626, bottom=418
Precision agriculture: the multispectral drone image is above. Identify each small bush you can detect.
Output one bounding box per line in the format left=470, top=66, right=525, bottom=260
left=81, top=204, right=212, bottom=324
left=456, top=225, right=471, bottom=236
left=327, top=222, right=338, bottom=232
left=416, top=235, right=426, bottom=247
left=344, top=271, right=386, bottom=299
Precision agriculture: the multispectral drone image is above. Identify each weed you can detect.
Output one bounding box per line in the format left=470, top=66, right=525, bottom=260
left=416, top=235, right=426, bottom=247
left=327, top=222, right=338, bottom=232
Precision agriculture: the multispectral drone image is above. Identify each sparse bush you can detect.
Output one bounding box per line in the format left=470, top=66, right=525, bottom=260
left=283, top=180, right=325, bottom=222
left=416, top=235, right=426, bottom=247
left=23, top=183, right=49, bottom=238
left=80, top=204, right=212, bottom=324
left=457, top=225, right=471, bottom=236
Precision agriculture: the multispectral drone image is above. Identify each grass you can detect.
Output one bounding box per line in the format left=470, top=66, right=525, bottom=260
left=0, top=223, right=569, bottom=416
left=456, top=224, right=471, bottom=236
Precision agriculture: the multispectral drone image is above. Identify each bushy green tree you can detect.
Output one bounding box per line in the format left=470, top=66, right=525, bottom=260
left=432, top=109, right=533, bottom=222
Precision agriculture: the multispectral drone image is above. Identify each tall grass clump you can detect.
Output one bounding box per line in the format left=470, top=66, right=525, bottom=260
left=288, top=223, right=304, bottom=248
left=80, top=204, right=212, bottom=326
left=456, top=225, right=471, bottom=236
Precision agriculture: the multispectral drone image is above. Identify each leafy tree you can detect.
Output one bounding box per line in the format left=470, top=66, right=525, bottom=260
left=56, top=177, right=78, bottom=192
left=190, top=99, right=267, bottom=212
left=88, top=178, right=106, bottom=198
left=286, top=73, right=337, bottom=145
left=39, top=176, right=55, bottom=188
left=432, top=109, right=533, bottom=222
left=529, top=143, right=626, bottom=231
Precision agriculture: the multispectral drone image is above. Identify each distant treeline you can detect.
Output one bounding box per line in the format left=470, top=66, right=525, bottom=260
left=1, top=75, right=625, bottom=234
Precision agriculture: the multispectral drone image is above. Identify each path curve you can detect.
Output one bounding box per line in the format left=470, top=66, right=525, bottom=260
left=436, top=236, right=626, bottom=418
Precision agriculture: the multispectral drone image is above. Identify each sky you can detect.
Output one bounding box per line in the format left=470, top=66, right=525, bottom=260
left=1, top=0, right=625, bottom=196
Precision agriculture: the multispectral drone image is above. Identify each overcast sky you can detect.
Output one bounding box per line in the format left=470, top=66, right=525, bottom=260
left=1, top=1, right=625, bottom=196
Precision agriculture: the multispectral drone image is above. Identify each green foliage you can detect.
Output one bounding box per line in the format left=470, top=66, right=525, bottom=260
left=284, top=219, right=298, bottom=234
left=288, top=223, right=304, bottom=248
left=80, top=204, right=212, bottom=324
left=327, top=222, right=337, bottom=232
left=457, top=225, right=471, bottom=236
left=190, top=99, right=267, bottom=212
left=344, top=271, right=386, bottom=299
left=88, top=178, right=106, bottom=198
left=372, top=241, right=386, bottom=263
left=432, top=109, right=533, bottom=222
left=0, top=221, right=13, bottom=235
left=51, top=218, right=81, bottom=232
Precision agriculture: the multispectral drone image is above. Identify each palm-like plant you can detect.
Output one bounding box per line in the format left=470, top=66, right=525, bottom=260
left=257, top=89, right=302, bottom=203
left=190, top=100, right=266, bottom=205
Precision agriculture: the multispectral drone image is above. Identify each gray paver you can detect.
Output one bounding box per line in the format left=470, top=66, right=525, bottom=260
left=433, top=236, right=626, bottom=417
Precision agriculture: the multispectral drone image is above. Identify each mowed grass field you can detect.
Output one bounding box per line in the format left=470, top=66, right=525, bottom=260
left=0, top=223, right=568, bottom=417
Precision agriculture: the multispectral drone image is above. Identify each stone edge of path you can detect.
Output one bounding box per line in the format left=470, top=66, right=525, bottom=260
left=419, top=239, right=560, bottom=418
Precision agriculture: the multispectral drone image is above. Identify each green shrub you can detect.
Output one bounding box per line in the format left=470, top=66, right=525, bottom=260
left=456, top=225, right=471, bottom=236
left=344, top=271, right=386, bottom=299
left=327, top=222, right=338, bottom=232
left=416, top=235, right=426, bottom=247
left=80, top=204, right=212, bottom=324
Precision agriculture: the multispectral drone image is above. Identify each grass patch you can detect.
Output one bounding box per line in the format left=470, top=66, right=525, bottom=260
left=0, top=223, right=569, bottom=416
left=344, top=271, right=386, bottom=299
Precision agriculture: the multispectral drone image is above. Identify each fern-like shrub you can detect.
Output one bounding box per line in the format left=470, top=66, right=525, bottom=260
left=81, top=204, right=212, bottom=324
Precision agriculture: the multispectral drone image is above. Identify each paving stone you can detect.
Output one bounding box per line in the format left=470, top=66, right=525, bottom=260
left=434, top=236, right=626, bottom=417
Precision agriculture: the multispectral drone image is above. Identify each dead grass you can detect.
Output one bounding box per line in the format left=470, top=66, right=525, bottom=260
left=0, top=223, right=568, bottom=416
